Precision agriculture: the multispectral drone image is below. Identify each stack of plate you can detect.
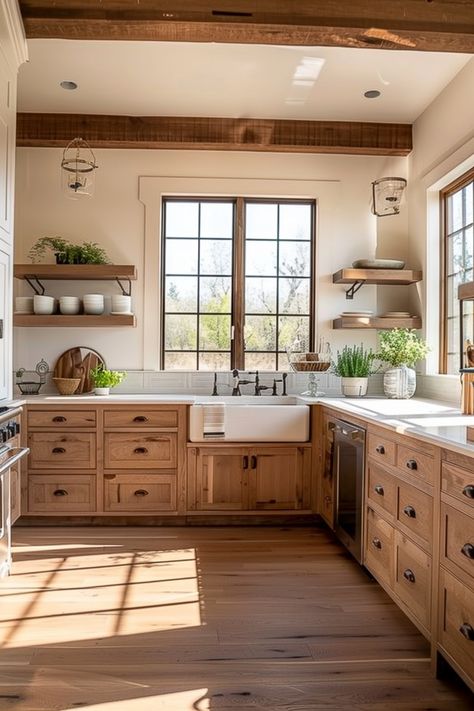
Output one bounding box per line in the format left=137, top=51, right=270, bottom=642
left=340, top=310, right=373, bottom=317
left=380, top=311, right=411, bottom=318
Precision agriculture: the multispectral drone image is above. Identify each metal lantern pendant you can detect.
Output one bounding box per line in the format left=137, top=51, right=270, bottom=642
left=61, top=137, right=98, bottom=198
left=371, top=177, right=407, bottom=216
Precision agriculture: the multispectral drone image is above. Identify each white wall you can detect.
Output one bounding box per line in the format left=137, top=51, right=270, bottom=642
left=14, top=147, right=408, bottom=381
left=408, top=57, right=474, bottom=403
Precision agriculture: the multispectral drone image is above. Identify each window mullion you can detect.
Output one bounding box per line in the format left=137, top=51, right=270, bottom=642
left=232, top=197, right=245, bottom=370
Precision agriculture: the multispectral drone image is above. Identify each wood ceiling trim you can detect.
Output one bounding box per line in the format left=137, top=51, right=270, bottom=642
left=18, top=1, right=474, bottom=53
left=16, top=113, right=412, bottom=156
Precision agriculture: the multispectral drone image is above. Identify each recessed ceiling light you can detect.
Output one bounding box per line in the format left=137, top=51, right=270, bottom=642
left=364, top=90, right=381, bottom=99
left=60, top=81, right=78, bottom=91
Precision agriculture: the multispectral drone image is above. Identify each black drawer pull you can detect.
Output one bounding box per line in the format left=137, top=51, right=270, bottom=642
left=403, top=505, right=416, bottom=518
left=403, top=569, right=416, bottom=583
left=243, top=455, right=249, bottom=469
left=374, top=484, right=384, bottom=496
left=52, top=447, right=66, bottom=454
left=250, top=455, right=257, bottom=469
left=134, top=447, right=148, bottom=454
left=52, top=416, right=67, bottom=423
left=53, top=489, right=68, bottom=497
left=375, top=445, right=385, bottom=454
left=406, top=459, right=418, bottom=470
left=459, top=623, right=474, bottom=641
left=133, top=416, right=148, bottom=422
left=461, top=543, right=474, bottom=560
left=134, top=489, right=149, bottom=497
left=372, top=538, right=382, bottom=549
left=462, top=485, right=474, bottom=499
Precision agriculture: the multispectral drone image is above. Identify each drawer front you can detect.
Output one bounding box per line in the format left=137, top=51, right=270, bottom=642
left=397, top=445, right=434, bottom=485
left=28, top=432, right=96, bottom=469
left=396, top=480, right=433, bottom=549
left=103, top=409, right=178, bottom=429
left=365, top=507, right=394, bottom=588
left=439, top=568, right=474, bottom=679
left=394, top=531, right=431, bottom=631
left=104, top=474, right=177, bottom=511
left=442, top=462, right=474, bottom=509
left=28, top=475, right=96, bottom=512
left=441, top=503, right=474, bottom=582
left=367, top=463, right=397, bottom=518
left=10, top=464, right=21, bottom=523
left=28, top=410, right=97, bottom=429
left=104, top=433, right=177, bottom=469
left=367, top=432, right=396, bottom=467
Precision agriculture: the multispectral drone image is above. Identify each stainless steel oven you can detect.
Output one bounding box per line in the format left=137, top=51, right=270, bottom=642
left=0, top=446, right=28, bottom=577
left=329, top=418, right=366, bottom=563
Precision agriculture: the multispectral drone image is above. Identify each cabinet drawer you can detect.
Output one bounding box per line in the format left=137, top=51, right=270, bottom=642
left=28, top=475, right=96, bottom=512
left=28, top=432, right=96, bottom=469
left=367, top=432, right=396, bottom=467
left=367, top=463, right=397, bottom=518
left=103, top=409, right=178, bottom=429
left=28, top=410, right=96, bottom=429
left=438, top=568, right=474, bottom=681
left=396, top=480, right=433, bottom=550
left=442, top=462, right=474, bottom=509
left=104, top=474, right=177, bottom=511
left=365, top=507, right=394, bottom=588
left=104, top=432, right=177, bottom=469
left=394, top=531, right=431, bottom=631
left=441, top=503, right=474, bottom=582
left=397, top=445, right=434, bottom=485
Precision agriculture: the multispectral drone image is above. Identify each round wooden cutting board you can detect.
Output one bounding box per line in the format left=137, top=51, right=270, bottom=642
left=53, top=347, right=106, bottom=394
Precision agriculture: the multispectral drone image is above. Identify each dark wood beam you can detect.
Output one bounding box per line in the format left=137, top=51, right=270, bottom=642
left=18, top=1, right=474, bottom=52
left=16, top=113, right=412, bottom=156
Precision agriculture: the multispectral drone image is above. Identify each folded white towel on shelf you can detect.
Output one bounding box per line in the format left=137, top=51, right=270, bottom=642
left=202, top=403, right=226, bottom=439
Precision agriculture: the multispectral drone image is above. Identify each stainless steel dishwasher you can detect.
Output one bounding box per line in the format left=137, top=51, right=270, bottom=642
left=329, top=418, right=366, bottom=563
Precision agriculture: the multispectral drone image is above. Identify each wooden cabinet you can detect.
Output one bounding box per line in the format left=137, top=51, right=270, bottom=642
left=320, top=416, right=336, bottom=528
left=27, top=410, right=97, bottom=429
left=438, top=568, right=474, bottom=681
left=27, top=432, right=96, bottom=469
left=104, top=474, right=177, bottom=512
left=104, top=432, right=177, bottom=470
left=394, top=531, right=431, bottom=632
left=188, top=444, right=311, bottom=513
left=28, top=475, right=96, bottom=513
left=365, top=507, right=395, bottom=588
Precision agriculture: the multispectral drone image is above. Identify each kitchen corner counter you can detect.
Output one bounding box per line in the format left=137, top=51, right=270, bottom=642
left=300, top=395, right=474, bottom=457
left=21, top=394, right=196, bottom=405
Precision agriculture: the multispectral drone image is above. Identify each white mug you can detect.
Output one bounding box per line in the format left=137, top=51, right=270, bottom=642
left=83, top=294, right=104, bottom=315
left=33, top=295, right=55, bottom=315
left=111, top=295, right=132, bottom=313
left=59, top=296, right=81, bottom=315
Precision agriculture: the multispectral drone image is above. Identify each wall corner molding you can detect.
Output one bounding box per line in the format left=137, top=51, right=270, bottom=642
left=1, top=0, right=28, bottom=71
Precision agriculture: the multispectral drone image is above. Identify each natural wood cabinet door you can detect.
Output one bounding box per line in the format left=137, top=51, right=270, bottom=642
left=320, top=417, right=336, bottom=528
left=104, top=474, right=177, bottom=512
left=248, top=447, right=307, bottom=511
left=28, top=475, right=96, bottom=513
left=195, top=447, right=248, bottom=511
left=28, top=432, right=96, bottom=469
left=104, top=432, right=177, bottom=469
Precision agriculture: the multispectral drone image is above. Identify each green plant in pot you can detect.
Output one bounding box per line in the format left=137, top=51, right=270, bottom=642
left=29, top=237, right=110, bottom=264
left=332, top=344, right=377, bottom=397
left=376, top=328, right=429, bottom=399
left=90, top=365, right=126, bottom=396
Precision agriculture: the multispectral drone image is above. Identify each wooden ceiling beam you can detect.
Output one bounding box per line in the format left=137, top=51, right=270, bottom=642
left=18, top=1, right=474, bottom=52
left=16, top=113, right=412, bottom=156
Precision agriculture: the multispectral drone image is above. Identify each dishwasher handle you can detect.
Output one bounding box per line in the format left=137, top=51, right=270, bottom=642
left=0, top=447, right=29, bottom=475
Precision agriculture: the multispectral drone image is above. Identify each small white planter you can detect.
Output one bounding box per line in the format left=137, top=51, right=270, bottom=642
left=383, top=366, right=416, bottom=399
left=341, top=377, right=368, bottom=398
left=94, top=387, right=110, bottom=396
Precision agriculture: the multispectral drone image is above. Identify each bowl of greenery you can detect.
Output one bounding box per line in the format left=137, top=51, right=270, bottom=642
left=376, top=328, right=429, bottom=399
left=331, top=344, right=377, bottom=397
left=29, top=237, right=110, bottom=265
left=90, top=365, right=126, bottom=396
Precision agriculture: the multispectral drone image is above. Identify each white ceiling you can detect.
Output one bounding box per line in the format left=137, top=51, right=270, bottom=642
left=18, top=40, right=472, bottom=123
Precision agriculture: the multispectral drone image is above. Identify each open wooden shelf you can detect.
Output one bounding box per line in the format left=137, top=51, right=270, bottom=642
left=14, top=314, right=136, bottom=328
left=458, top=280, right=474, bottom=301
left=333, top=316, right=422, bottom=330
left=14, top=264, right=137, bottom=281
left=333, top=268, right=422, bottom=286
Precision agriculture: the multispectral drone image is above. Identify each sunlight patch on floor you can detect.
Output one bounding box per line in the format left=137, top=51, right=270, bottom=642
left=59, top=689, right=210, bottom=710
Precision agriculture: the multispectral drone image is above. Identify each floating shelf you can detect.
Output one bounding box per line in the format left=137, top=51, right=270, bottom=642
left=333, top=316, right=422, bottom=330
left=14, top=264, right=137, bottom=281
left=458, top=280, right=474, bottom=301
left=333, top=268, right=422, bottom=285
left=14, top=314, right=136, bottom=328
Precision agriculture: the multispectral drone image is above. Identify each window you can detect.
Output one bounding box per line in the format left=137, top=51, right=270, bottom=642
left=162, top=197, right=315, bottom=371
left=441, top=169, right=474, bottom=374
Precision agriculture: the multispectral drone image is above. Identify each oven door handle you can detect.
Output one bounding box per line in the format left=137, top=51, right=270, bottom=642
left=0, top=447, right=30, bottom=475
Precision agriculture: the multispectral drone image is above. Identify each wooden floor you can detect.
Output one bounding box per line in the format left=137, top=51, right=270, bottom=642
left=0, top=526, right=472, bottom=710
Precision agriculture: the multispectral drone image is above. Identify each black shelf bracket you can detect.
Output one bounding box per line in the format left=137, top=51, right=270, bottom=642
left=116, top=277, right=132, bottom=297
left=345, top=280, right=365, bottom=299
left=25, top=276, right=45, bottom=296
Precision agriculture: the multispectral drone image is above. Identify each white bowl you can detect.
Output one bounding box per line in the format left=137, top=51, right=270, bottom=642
left=15, top=296, right=34, bottom=314
left=84, top=304, right=104, bottom=315
left=33, top=295, right=55, bottom=315
left=60, top=303, right=81, bottom=315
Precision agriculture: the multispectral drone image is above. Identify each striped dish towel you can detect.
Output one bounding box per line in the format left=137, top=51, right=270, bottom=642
left=202, top=403, right=226, bottom=439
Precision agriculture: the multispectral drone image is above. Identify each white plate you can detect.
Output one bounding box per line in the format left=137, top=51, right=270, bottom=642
left=110, top=311, right=134, bottom=315
left=341, top=312, right=373, bottom=316
left=382, top=312, right=411, bottom=317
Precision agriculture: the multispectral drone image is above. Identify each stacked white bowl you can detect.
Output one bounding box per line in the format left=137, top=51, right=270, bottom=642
left=83, top=294, right=104, bottom=315
left=15, top=296, right=34, bottom=314
left=111, top=294, right=132, bottom=314
left=59, top=296, right=81, bottom=315
left=33, top=295, right=55, bottom=315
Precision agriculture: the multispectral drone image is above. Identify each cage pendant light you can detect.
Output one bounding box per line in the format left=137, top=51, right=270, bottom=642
left=371, top=177, right=407, bottom=217
left=61, top=137, right=98, bottom=198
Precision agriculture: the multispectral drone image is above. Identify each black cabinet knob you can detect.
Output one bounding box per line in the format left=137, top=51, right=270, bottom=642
left=374, top=485, right=384, bottom=496
left=243, top=456, right=249, bottom=469
left=134, top=447, right=148, bottom=454
left=403, top=505, right=416, bottom=518
left=250, top=455, right=257, bottom=469
left=459, top=623, right=474, bottom=641
left=133, top=416, right=148, bottom=422
left=52, top=416, right=67, bottom=423
left=461, top=543, right=474, bottom=560
left=403, top=569, right=416, bottom=583
left=372, top=538, right=382, bottom=549
left=134, top=489, right=149, bottom=497
left=406, top=459, right=418, bottom=470
left=462, top=485, right=474, bottom=499
left=52, top=447, right=66, bottom=454
left=375, top=445, right=385, bottom=454
left=53, top=489, right=68, bottom=497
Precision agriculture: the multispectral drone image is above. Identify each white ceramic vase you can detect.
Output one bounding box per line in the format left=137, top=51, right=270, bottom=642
left=341, top=377, right=368, bottom=398
left=94, top=387, right=110, bottom=396
left=383, top=365, right=416, bottom=399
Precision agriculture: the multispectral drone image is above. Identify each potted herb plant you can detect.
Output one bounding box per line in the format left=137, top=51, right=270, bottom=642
left=90, top=365, right=126, bottom=396
left=376, top=328, right=429, bottom=399
left=332, top=344, right=376, bottom=397
left=29, top=237, right=110, bottom=264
